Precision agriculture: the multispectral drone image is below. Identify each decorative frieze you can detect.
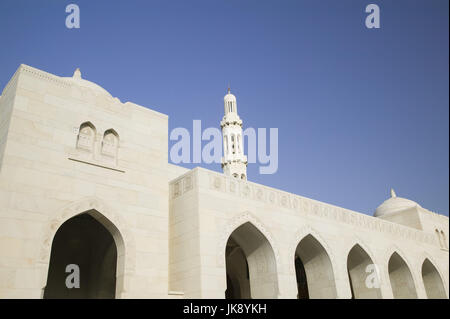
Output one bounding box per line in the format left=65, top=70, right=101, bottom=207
left=20, top=64, right=71, bottom=88
left=204, top=171, right=437, bottom=247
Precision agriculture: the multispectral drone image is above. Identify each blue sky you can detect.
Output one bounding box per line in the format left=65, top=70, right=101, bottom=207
left=0, top=0, right=448, bottom=216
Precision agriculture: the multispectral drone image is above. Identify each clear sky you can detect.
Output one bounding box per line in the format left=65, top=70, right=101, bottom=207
left=0, top=0, right=448, bottom=216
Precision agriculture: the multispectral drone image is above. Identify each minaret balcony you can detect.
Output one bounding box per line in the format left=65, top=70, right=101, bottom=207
left=221, top=155, right=248, bottom=165
left=220, top=117, right=243, bottom=128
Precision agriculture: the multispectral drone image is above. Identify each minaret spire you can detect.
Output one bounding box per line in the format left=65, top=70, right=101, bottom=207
left=73, top=68, right=81, bottom=79
left=221, top=88, right=248, bottom=180
left=390, top=188, right=397, bottom=198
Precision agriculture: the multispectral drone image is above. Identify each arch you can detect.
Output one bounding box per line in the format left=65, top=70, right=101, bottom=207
left=343, top=238, right=379, bottom=268
left=421, top=258, right=447, bottom=299
left=77, top=121, right=96, bottom=152
left=231, top=134, right=236, bottom=154
left=38, top=197, right=136, bottom=298
left=388, top=251, right=418, bottom=299
left=44, top=213, right=117, bottom=298
left=225, top=237, right=250, bottom=298
left=223, top=135, right=228, bottom=154
left=294, top=234, right=337, bottom=299
left=237, top=134, right=241, bottom=153
left=101, top=128, right=119, bottom=159
left=218, top=212, right=280, bottom=268
left=224, top=221, right=279, bottom=299
left=346, top=244, right=382, bottom=299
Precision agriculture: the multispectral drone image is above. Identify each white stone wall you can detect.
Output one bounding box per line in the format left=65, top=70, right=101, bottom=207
left=169, top=168, right=449, bottom=299
left=0, top=65, right=170, bottom=298
left=0, top=64, right=448, bottom=299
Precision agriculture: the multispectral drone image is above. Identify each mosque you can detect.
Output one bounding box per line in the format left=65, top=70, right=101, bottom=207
left=0, top=64, right=448, bottom=299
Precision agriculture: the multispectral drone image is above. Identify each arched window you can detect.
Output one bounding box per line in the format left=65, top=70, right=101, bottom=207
left=237, top=134, right=241, bottom=153
left=231, top=134, right=235, bottom=154
left=101, top=129, right=119, bottom=159
left=241, top=174, right=246, bottom=180
left=77, top=122, right=96, bottom=152
left=224, top=135, right=228, bottom=155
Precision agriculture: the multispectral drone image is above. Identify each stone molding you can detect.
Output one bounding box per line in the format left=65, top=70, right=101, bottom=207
left=169, top=169, right=439, bottom=247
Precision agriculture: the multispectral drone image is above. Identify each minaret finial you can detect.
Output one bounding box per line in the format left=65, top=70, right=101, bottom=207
left=73, top=68, right=81, bottom=79
left=227, top=83, right=230, bottom=94
left=390, top=188, right=397, bottom=198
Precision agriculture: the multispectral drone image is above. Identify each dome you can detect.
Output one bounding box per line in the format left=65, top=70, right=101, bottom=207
left=224, top=87, right=236, bottom=101
left=64, top=68, right=112, bottom=98
left=374, top=189, right=420, bottom=217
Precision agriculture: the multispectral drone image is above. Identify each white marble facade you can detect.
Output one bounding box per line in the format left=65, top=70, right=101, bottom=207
left=0, top=64, right=448, bottom=299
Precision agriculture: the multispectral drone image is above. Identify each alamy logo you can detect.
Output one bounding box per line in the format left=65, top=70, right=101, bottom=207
left=365, top=4, right=380, bottom=29
left=365, top=264, right=380, bottom=289
left=65, top=264, right=80, bottom=289
left=170, top=120, right=279, bottom=174
left=65, top=4, right=80, bottom=29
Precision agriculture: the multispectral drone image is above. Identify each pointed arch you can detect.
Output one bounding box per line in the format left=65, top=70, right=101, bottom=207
left=38, top=197, right=135, bottom=298
left=77, top=121, right=96, bottom=152
left=346, top=243, right=382, bottom=299
left=101, top=128, right=119, bottom=160
left=218, top=212, right=280, bottom=267
left=421, top=258, right=447, bottom=299
left=387, top=251, right=418, bottom=299
left=293, top=232, right=337, bottom=299
left=44, top=213, right=117, bottom=298
left=224, top=221, right=279, bottom=298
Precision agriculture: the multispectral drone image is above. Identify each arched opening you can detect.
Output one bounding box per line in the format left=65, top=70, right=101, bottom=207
left=225, top=222, right=278, bottom=299
left=43, top=213, right=118, bottom=299
left=224, top=135, right=228, bottom=155
left=294, top=234, right=337, bottom=299
left=237, top=135, right=241, bottom=153
left=347, top=244, right=382, bottom=299
left=388, top=252, right=417, bottom=299
left=231, top=134, right=236, bottom=154
left=295, top=255, right=309, bottom=299
left=422, top=259, right=447, bottom=299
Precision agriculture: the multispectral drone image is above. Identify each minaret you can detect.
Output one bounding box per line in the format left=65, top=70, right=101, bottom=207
left=221, top=87, right=248, bottom=180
